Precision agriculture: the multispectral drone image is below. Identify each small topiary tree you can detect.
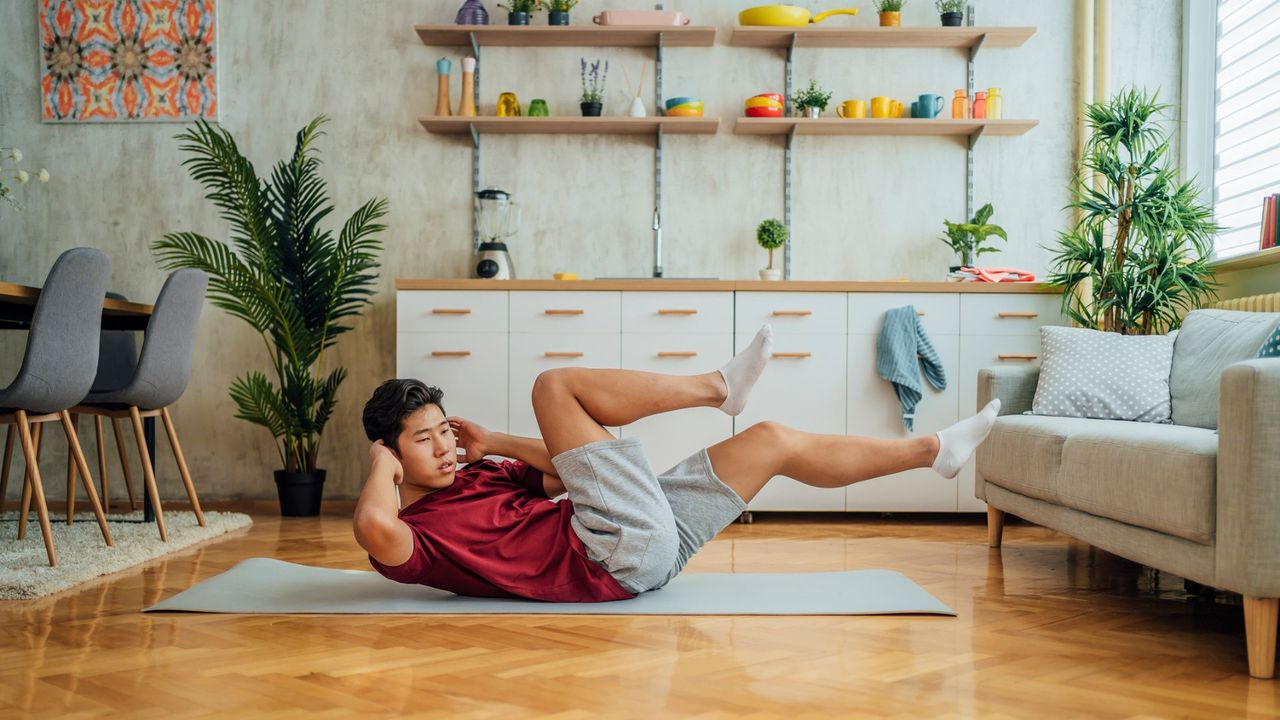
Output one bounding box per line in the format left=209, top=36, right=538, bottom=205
left=756, top=218, right=788, bottom=270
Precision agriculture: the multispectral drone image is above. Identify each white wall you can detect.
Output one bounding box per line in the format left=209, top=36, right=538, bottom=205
left=0, top=0, right=1183, bottom=500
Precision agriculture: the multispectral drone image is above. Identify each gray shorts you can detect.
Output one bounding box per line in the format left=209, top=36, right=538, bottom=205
left=551, top=437, right=748, bottom=595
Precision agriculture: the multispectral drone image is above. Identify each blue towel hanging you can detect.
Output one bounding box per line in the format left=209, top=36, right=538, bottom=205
left=875, top=305, right=947, bottom=431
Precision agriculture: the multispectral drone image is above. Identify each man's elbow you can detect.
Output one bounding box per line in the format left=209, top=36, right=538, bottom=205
left=353, top=512, right=396, bottom=552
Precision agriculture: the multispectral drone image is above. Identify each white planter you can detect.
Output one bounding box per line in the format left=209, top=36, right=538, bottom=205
left=759, top=267, right=783, bottom=281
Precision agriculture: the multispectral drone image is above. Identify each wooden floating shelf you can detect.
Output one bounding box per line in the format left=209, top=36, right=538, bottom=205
left=415, top=24, right=716, bottom=48
left=729, top=25, right=1035, bottom=49
left=418, top=116, right=721, bottom=135
left=732, top=118, right=1038, bottom=137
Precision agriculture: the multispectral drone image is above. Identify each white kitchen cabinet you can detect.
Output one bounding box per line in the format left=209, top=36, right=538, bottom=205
left=398, top=290, right=509, bottom=334
left=396, top=333, right=509, bottom=434
left=507, top=333, right=622, bottom=439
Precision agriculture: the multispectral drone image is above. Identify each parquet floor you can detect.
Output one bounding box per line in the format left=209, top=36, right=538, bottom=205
left=2, top=504, right=1278, bottom=719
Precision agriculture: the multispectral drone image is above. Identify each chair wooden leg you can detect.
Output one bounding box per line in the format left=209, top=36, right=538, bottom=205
left=65, top=413, right=76, bottom=524
left=1245, top=597, right=1278, bottom=679
left=160, top=407, right=204, bottom=527
left=0, top=424, right=14, bottom=513
left=987, top=506, right=1006, bottom=549
left=16, top=411, right=56, bottom=566
left=128, top=406, right=166, bottom=542
left=95, top=416, right=109, bottom=513
left=18, top=422, right=42, bottom=540
left=60, top=411, right=112, bottom=547
left=111, top=417, right=138, bottom=510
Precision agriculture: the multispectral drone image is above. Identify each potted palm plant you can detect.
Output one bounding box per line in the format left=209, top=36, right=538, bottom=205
left=940, top=202, right=1006, bottom=268
left=757, top=218, right=788, bottom=280
left=498, top=0, right=538, bottom=25
left=152, top=116, right=387, bottom=516
left=875, top=0, right=905, bottom=27
left=546, top=0, right=577, bottom=25
left=936, top=0, right=965, bottom=26
left=1048, top=88, right=1219, bottom=334
left=793, top=79, right=832, bottom=119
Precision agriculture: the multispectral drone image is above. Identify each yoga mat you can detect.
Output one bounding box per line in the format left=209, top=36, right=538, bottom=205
left=145, top=558, right=956, bottom=616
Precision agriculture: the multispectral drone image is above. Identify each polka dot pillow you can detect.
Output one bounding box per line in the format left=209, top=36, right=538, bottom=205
left=1259, top=325, right=1280, bottom=358
left=1030, top=326, right=1176, bottom=423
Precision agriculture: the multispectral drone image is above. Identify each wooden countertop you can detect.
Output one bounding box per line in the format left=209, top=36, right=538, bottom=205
left=395, top=279, right=1061, bottom=294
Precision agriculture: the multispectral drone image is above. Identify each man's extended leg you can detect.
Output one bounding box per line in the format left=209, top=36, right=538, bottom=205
left=706, top=400, right=1002, bottom=504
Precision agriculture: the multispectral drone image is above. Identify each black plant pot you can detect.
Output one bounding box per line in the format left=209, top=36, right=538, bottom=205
left=508, top=11, right=529, bottom=25
left=580, top=101, right=602, bottom=116
left=548, top=11, right=569, bottom=25
left=275, top=469, right=326, bottom=517
left=941, top=12, right=963, bottom=26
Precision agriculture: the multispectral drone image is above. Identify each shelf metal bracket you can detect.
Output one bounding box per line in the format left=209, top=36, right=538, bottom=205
left=653, top=30, right=665, bottom=278
left=968, top=32, right=987, bottom=63
left=469, top=32, right=482, bottom=253
left=964, top=4, right=977, bottom=222
left=784, top=124, right=797, bottom=280
left=784, top=33, right=798, bottom=116
left=968, top=124, right=986, bottom=149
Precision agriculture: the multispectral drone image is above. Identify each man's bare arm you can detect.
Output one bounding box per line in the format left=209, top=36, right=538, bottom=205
left=353, top=444, right=414, bottom=566
left=485, top=432, right=568, bottom=497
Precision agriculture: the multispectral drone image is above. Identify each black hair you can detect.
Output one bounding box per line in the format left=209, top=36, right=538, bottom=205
left=362, top=379, right=446, bottom=451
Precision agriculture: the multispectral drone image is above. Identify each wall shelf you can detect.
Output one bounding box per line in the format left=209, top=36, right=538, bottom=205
left=419, top=116, right=719, bottom=135
left=728, top=25, right=1035, bottom=50
left=415, top=24, right=716, bottom=48
left=733, top=118, right=1038, bottom=138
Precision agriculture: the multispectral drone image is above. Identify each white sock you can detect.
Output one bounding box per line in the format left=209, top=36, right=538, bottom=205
left=931, top=399, right=1002, bottom=479
left=717, top=324, right=773, bottom=416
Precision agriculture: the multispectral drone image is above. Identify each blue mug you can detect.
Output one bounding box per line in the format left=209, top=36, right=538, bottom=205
left=917, top=93, right=944, bottom=119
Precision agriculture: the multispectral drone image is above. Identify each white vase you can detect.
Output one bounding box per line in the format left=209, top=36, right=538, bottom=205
left=806, top=106, right=820, bottom=119
left=759, top=267, right=782, bottom=281
left=628, top=96, right=646, bottom=117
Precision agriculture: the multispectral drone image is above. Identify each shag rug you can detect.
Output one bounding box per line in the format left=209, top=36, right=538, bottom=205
left=0, top=509, right=252, bottom=600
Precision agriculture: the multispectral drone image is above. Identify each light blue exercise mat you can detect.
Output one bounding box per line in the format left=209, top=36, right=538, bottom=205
left=144, top=558, right=956, bottom=616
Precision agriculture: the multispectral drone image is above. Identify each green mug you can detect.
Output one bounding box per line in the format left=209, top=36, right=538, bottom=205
left=528, top=98, right=549, bottom=117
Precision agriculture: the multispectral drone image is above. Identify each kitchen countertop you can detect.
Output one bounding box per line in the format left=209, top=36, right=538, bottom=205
left=395, top=279, right=1061, bottom=294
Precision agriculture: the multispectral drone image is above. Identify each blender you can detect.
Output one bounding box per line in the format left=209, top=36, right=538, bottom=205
left=473, top=187, right=520, bottom=279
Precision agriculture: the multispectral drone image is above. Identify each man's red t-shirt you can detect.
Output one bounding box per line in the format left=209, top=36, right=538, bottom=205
left=367, top=458, right=635, bottom=602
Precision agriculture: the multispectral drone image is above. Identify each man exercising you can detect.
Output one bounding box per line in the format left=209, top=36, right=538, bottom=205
left=355, top=325, right=1000, bottom=602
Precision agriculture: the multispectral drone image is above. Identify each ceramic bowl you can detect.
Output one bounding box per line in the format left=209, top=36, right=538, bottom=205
left=664, top=96, right=699, bottom=110
left=745, top=96, right=784, bottom=109
left=664, top=106, right=705, bottom=117
left=665, top=101, right=704, bottom=113
left=744, top=106, right=784, bottom=118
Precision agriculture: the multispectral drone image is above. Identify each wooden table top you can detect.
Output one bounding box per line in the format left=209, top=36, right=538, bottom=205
left=0, top=281, right=154, bottom=316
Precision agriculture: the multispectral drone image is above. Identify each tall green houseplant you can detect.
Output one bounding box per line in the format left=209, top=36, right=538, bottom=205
left=1048, top=89, right=1218, bottom=335
left=153, top=117, right=386, bottom=506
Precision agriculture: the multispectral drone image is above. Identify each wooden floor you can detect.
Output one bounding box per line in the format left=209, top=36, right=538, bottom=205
left=3, top=505, right=1279, bottom=719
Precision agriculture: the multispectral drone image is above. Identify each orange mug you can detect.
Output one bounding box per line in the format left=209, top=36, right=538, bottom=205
left=870, top=96, right=892, bottom=118
left=837, top=99, right=866, bottom=119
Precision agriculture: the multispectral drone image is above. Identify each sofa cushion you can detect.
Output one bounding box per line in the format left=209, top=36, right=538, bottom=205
left=1031, top=326, right=1174, bottom=423
left=978, top=415, right=1219, bottom=544
left=1170, top=309, right=1280, bottom=428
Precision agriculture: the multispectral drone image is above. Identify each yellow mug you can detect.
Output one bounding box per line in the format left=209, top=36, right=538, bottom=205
left=890, top=99, right=904, bottom=118
left=497, top=91, right=521, bottom=117
left=870, top=96, right=892, bottom=119
left=837, top=99, right=866, bottom=119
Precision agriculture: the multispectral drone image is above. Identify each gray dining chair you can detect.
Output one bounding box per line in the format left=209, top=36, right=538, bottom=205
left=71, top=268, right=210, bottom=542
left=0, top=247, right=115, bottom=566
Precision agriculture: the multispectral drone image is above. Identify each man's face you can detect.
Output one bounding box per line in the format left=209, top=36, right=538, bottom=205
left=393, top=404, right=458, bottom=491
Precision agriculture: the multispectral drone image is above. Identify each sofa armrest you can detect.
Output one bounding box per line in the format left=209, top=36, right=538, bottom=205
left=976, top=365, right=1040, bottom=416
left=1216, top=358, right=1280, bottom=597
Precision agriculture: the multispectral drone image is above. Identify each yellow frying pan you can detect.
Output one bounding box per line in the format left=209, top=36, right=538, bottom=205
left=739, top=5, right=859, bottom=26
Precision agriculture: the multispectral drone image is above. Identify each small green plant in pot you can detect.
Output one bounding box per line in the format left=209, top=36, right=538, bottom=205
left=875, top=0, right=905, bottom=26
left=793, top=79, right=832, bottom=119
left=1048, top=88, right=1219, bottom=335
left=940, top=202, right=1006, bottom=268
left=152, top=116, right=387, bottom=516
left=757, top=218, right=788, bottom=280
left=498, top=0, right=539, bottom=25
left=936, top=0, right=966, bottom=26
left=580, top=57, right=608, bottom=116
left=545, top=0, right=577, bottom=25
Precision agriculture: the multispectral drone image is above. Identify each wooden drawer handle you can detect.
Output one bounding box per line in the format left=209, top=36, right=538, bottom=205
left=430, top=308, right=472, bottom=315
left=544, top=309, right=585, bottom=316
left=657, top=351, right=698, bottom=358
left=545, top=351, right=585, bottom=358
left=772, top=352, right=812, bottom=359
left=658, top=309, right=698, bottom=315
left=997, top=353, right=1038, bottom=361
left=430, top=351, right=472, bottom=358
left=998, top=311, right=1040, bottom=319
left=772, top=310, right=813, bottom=317
left=916, top=311, right=926, bottom=316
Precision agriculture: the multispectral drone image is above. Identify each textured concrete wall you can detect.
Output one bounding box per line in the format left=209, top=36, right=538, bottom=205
left=0, top=0, right=1182, bottom=501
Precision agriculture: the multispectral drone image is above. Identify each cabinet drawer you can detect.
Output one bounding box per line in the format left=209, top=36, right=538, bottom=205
left=958, top=334, right=1043, bottom=416
left=735, top=292, right=846, bottom=336
left=621, top=291, right=733, bottom=334
left=960, top=293, right=1065, bottom=336
left=848, top=292, right=959, bottom=337
left=398, top=291, right=508, bottom=334
left=511, top=291, right=621, bottom=334
left=508, top=333, right=621, bottom=438
left=396, top=333, right=508, bottom=433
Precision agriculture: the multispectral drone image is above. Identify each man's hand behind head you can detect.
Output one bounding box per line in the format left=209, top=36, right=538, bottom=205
left=369, top=440, right=404, bottom=485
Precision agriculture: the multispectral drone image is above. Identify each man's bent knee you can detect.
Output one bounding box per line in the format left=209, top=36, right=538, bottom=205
left=531, top=367, right=577, bottom=405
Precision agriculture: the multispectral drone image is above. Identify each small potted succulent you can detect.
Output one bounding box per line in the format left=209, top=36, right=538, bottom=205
left=580, top=57, right=608, bottom=116
left=875, top=0, right=905, bottom=27
left=936, top=0, right=965, bottom=26
left=940, top=202, right=1006, bottom=268
left=756, top=218, right=788, bottom=280
left=546, top=0, right=577, bottom=25
left=793, top=79, right=832, bottom=119
left=498, top=0, right=538, bottom=25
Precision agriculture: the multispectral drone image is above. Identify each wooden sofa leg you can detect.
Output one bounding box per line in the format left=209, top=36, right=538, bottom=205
left=987, top=506, right=1006, bottom=549
left=1245, top=597, right=1278, bottom=679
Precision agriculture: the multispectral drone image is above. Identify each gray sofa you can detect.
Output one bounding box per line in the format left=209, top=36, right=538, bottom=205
left=975, top=308, right=1280, bottom=678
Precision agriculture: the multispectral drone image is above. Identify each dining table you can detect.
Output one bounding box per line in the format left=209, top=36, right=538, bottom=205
left=0, top=280, right=160, bottom=522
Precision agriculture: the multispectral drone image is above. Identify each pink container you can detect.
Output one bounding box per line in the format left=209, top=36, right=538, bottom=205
left=593, top=10, right=691, bottom=26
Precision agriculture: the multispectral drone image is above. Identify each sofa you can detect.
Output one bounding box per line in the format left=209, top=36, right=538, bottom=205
left=974, top=305, right=1280, bottom=678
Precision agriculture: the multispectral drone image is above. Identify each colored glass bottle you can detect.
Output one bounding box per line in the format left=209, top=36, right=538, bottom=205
left=952, top=89, right=969, bottom=119
left=986, top=87, right=1003, bottom=120
left=972, top=91, right=987, bottom=119
left=434, top=57, right=453, bottom=116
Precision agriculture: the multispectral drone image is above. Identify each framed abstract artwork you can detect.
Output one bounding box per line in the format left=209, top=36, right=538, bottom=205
left=39, top=0, right=218, bottom=122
